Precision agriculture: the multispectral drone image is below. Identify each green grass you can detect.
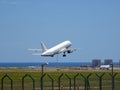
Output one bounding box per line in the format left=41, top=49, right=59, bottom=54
left=0, top=69, right=120, bottom=90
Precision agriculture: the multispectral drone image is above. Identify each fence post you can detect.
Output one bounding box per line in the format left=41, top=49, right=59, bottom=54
left=40, top=73, right=46, bottom=90
left=58, top=73, right=64, bottom=90
left=1, top=74, right=13, bottom=90
left=86, top=73, right=92, bottom=90
left=80, top=73, right=92, bottom=90
left=73, top=73, right=79, bottom=90
left=65, top=74, right=72, bottom=90
left=22, top=74, right=35, bottom=90
left=109, top=73, right=118, bottom=90
left=47, top=74, right=54, bottom=90
left=96, top=73, right=105, bottom=90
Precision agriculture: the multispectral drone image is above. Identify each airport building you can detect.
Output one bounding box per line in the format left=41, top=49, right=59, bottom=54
left=92, top=59, right=101, bottom=67
left=104, top=59, right=113, bottom=65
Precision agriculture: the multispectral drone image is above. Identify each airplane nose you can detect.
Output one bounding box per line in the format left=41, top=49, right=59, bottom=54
left=69, top=41, right=72, bottom=45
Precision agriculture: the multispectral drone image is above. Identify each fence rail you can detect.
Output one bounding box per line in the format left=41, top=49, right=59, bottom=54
left=1, top=72, right=120, bottom=90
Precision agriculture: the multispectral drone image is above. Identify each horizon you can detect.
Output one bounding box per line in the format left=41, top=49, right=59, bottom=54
left=0, top=60, right=120, bottom=63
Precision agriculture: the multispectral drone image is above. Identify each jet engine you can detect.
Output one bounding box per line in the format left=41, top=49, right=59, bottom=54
left=67, top=49, right=75, bottom=53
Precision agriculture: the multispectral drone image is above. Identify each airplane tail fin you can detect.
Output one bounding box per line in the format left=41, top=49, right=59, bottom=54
left=41, top=42, right=47, bottom=53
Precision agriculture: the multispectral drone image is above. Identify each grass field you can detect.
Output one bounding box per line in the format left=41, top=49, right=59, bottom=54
left=0, top=68, right=120, bottom=90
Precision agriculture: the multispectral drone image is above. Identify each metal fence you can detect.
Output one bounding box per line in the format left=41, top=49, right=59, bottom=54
left=1, top=73, right=120, bottom=90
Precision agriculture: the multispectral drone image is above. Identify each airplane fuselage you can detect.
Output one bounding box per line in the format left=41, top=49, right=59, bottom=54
left=41, top=41, right=72, bottom=56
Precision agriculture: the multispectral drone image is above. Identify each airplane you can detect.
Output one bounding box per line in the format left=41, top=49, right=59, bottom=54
left=28, top=40, right=76, bottom=57
left=99, top=65, right=111, bottom=70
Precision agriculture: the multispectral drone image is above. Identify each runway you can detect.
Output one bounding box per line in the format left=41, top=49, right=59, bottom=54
left=0, top=66, right=120, bottom=73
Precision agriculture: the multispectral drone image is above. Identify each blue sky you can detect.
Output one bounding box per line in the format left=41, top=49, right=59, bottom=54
left=0, top=0, right=120, bottom=62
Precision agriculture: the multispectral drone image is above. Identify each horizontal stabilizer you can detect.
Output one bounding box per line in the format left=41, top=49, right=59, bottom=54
left=28, top=48, right=42, bottom=51
left=32, top=53, right=41, bottom=55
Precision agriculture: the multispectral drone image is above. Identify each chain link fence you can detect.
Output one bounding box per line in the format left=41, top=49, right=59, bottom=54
left=1, top=72, right=120, bottom=90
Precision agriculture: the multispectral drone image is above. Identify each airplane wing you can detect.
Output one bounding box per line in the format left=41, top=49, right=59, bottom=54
left=59, top=48, right=67, bottom=53
left=59, top=48, right=76, bottom=53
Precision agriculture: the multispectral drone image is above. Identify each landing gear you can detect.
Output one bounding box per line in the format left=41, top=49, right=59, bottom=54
left=63, top=54, right=66, bottom=57
left=63, top=52, right=66, bottom=57
left=51, top=55, right=54, bottom=57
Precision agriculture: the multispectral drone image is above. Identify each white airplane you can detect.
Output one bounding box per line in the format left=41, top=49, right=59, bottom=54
left=28, top=40, right=76, bottom=57
left=100, top=65, right=111, bottom=70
